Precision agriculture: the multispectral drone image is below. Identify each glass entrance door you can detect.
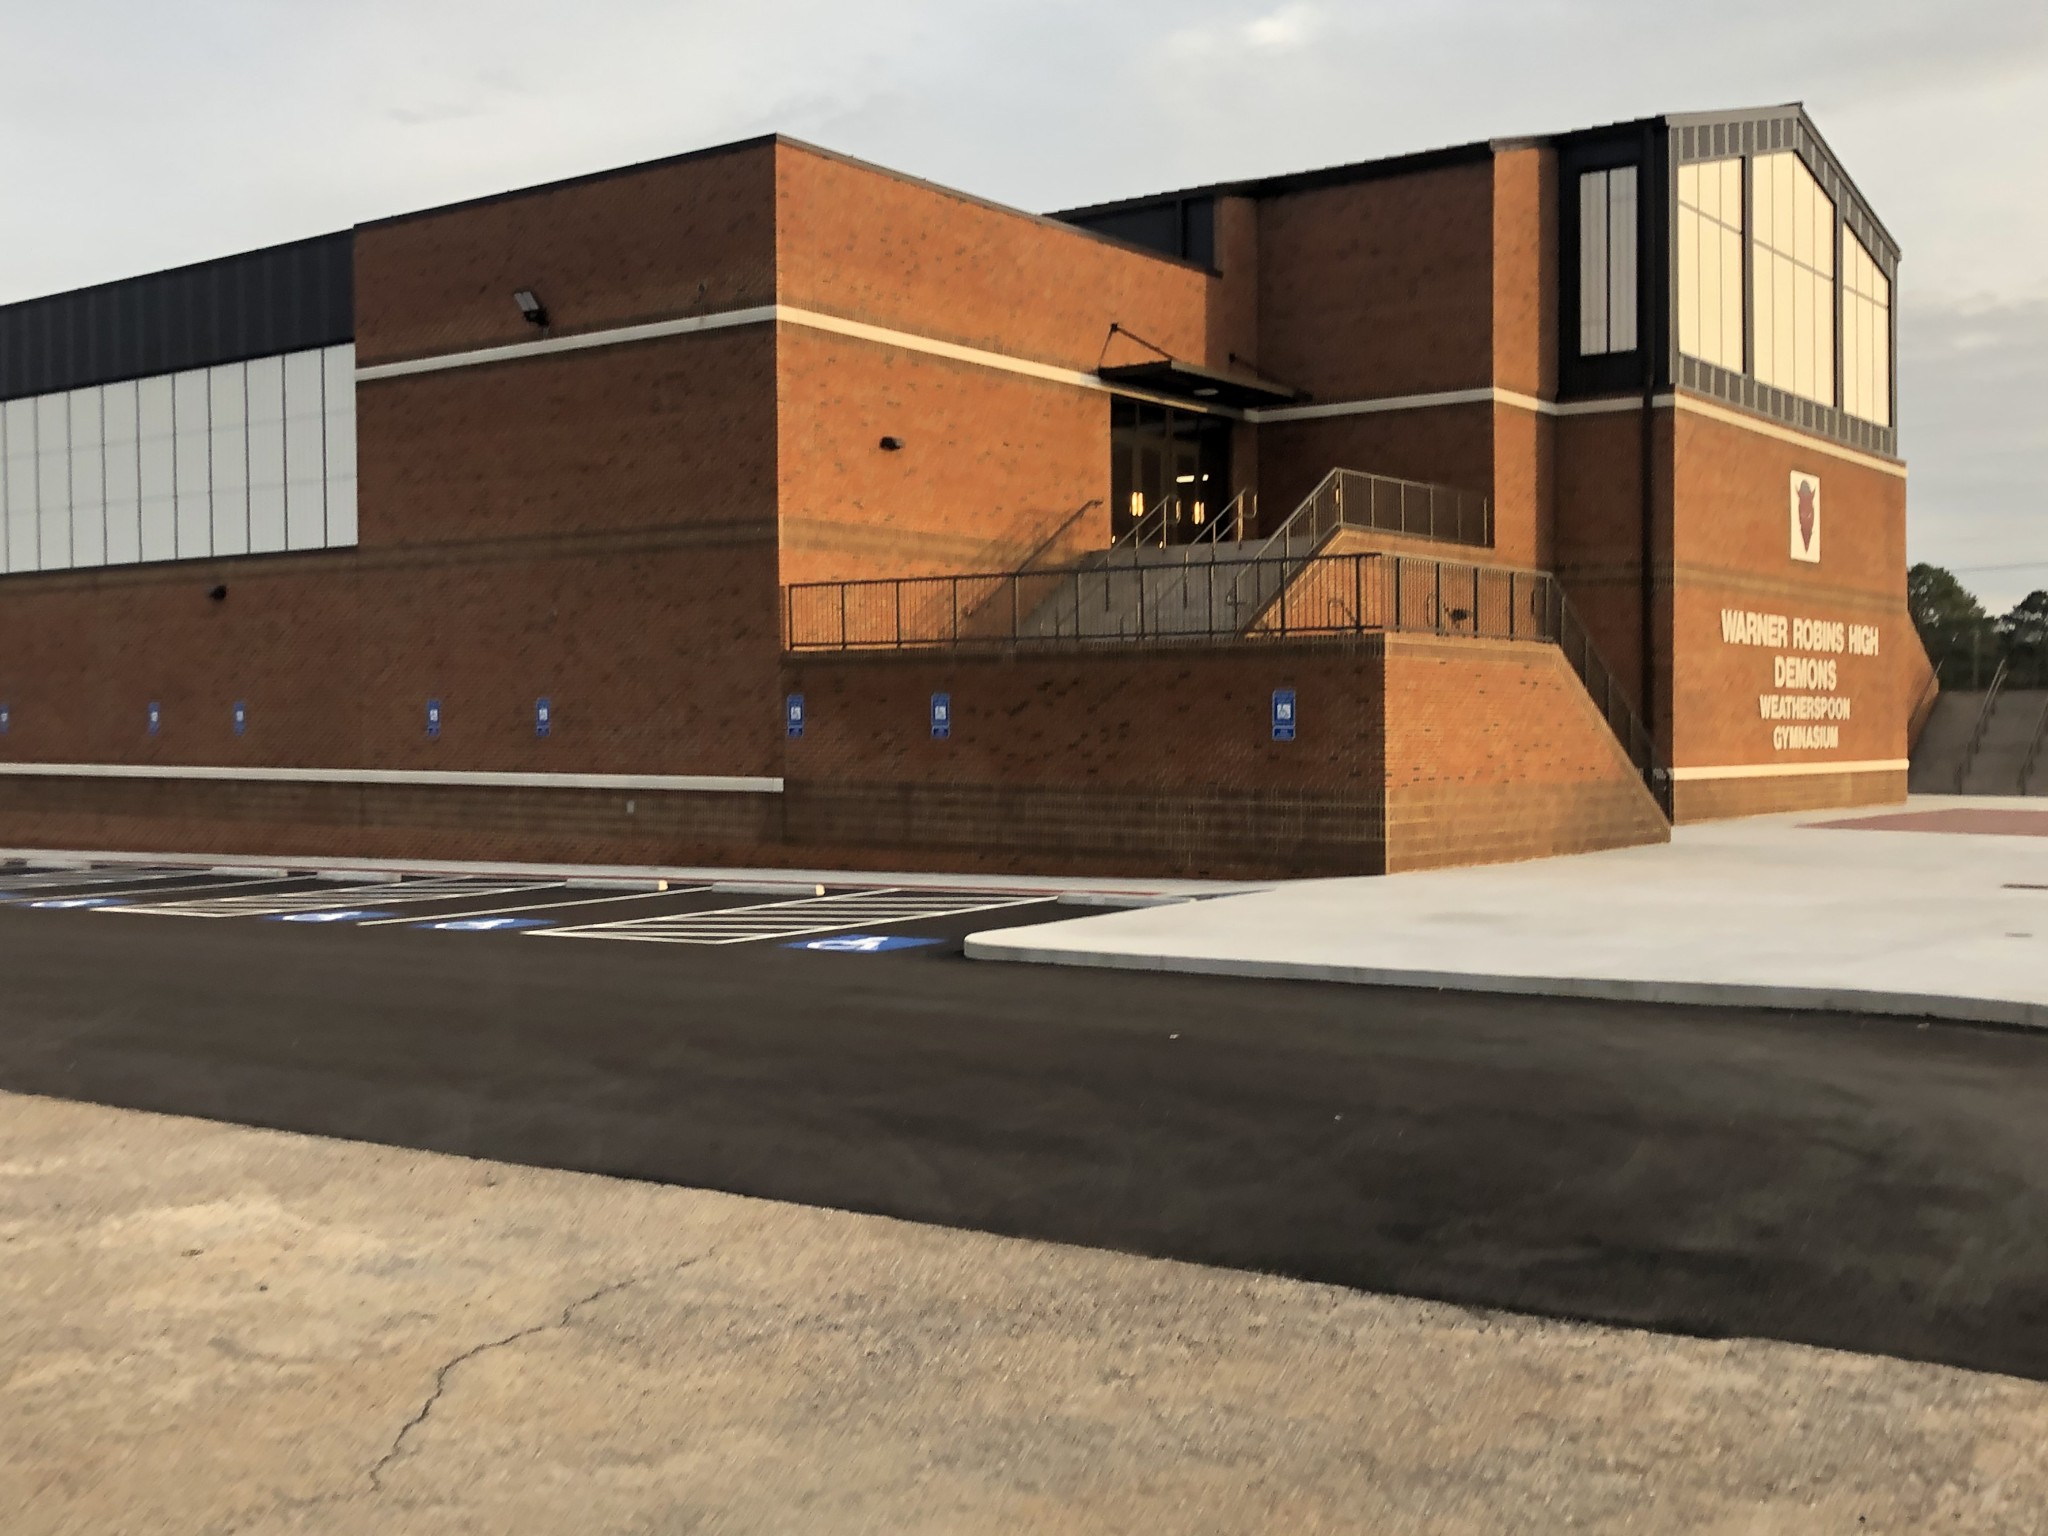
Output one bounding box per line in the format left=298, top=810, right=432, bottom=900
left=1110, top=400, right=1231, bottom=544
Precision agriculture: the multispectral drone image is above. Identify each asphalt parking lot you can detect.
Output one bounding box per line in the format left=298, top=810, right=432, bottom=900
left=7, top=856, right=2048, bottom=1384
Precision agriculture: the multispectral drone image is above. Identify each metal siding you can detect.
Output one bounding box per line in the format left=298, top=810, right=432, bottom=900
left=0, top=232, right=353, bottom=403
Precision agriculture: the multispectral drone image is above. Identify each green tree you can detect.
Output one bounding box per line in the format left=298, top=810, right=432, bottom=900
left=1908, top=563, right=1994, bottom=687
left=1998, top=590, right=2048, bottom=685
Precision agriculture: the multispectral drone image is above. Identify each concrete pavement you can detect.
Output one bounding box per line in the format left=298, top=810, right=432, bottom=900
left=5, top=1089, right=2047, bottom=1535
left=968, top=795, right=2048, bottom=1026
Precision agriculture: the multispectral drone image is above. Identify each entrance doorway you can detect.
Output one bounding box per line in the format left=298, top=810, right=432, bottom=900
left=1110, top=400, right=1232, bottom=544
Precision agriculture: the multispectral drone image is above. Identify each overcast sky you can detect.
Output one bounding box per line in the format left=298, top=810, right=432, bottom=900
left=2, top=1, right=2043, bottom=608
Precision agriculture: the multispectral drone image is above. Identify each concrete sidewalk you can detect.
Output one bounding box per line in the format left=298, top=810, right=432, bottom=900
left=4, top=1089, right=2045, bottom=1534
left=967, top=796, right=2048, bottom=1027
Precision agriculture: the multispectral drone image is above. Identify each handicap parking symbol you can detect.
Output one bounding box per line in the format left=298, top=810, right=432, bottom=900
left=270, top=909, right=396, bottom=924
left=785, top=933, right=945, bottom=953
left=419, top=916, right=552, bottom=932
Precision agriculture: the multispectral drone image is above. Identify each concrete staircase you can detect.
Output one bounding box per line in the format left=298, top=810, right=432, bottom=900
left=1910, top=687, right=2048, bottom=795
left=1018, top=542, right=1271, bottom=641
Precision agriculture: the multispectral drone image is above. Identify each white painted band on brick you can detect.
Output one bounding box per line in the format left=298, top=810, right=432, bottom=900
left=0, top=762, right=783, bottom=794
left=354, top=307, right=781, bottom=381
left=358, top=307, right=1905, bottom=478
left=1667, top=759, right=1909, bottom=782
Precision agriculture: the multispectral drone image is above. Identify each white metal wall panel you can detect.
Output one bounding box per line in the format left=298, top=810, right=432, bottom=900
left=69, top=387, right=106, bottom=568
left=37, top=396, right=70, bottom=572
left=0, top=344, right=355, bottom=578
left=103, top=380, right=141, bottom=566
left=209, top=363, right=250, bottom=557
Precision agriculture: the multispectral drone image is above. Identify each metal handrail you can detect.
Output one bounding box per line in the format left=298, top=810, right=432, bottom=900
left=1955, top=656, right=2010, bottom=793
left=1012, top=497, right=1104, bottom=576
left=2019, top=695, right=2048, bottom=796
left=783, top=550, right=1668, bottom=812
left=1906, top=661, right=1942, bottom=752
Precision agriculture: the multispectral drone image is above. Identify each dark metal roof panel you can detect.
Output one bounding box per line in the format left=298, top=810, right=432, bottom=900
left=0, top=231, right=354, bottom=402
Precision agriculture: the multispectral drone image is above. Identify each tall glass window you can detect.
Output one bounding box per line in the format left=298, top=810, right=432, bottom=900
left=1578, top=166, right=1639, bottom=356
left=0, top=344, right=356, bottom=576
left=1677, top=158, right=1744, bottom=372
left=1842, top=228, right=1891, bottom=427
left=1752, top=152, right=1836, bottom=407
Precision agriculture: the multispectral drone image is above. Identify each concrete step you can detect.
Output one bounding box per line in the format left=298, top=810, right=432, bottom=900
left=1907, top=692, right=1983, bottom=794
left=1961, top=690, right=2048, bottom=795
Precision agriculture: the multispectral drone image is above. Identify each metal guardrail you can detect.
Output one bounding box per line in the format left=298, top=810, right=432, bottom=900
left=1255, top=467, right=1492, bottom=557
left=783, top=549, right=1668, bottom=812
left=1955, top=656, right=2010, bottom=792
left=2019, top=696, right=2048, bottom=796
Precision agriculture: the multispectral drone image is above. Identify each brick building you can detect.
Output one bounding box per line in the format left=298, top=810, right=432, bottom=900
left=0, top=107, right=1928, bottom=877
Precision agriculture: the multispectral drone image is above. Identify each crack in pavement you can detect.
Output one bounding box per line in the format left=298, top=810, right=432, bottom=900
left=363, top=1255, right=712, bottom=1496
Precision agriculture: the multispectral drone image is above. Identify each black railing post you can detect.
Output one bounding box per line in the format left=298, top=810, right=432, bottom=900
left=1434, top=562, right=1443, bottom=635
left=893, top=582, right=902, bottom=650
left=1011, top=575, right=1020, bottom=641
left=838, top=584, right=847, bottom=649
left=1353, top=554, right=1363, bottom=635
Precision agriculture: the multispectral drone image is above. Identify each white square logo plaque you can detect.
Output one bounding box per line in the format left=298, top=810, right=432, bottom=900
left=1789, top=471, right=1821, bottom=563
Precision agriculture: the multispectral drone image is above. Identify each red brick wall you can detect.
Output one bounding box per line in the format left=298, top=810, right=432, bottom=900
left=776, top=633, right=1665, bottom=878
left=1666, top=403, right=1909, bottom=819
left=0, top=537, right=782, bottom=780
left=359, top=331, right=778, bottom=547
left=355, top=140, right=777, bottom=369
left=1381, top=634, right=1668, bottom=871
left=775, top=328, right=1108, bottom=587
left=1257, top=162, right=1496, bottom=403
left=775, top=143, right=1225, bottom=374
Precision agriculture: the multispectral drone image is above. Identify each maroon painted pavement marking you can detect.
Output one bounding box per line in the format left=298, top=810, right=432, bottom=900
left=1806, top=808, right=2048, bottom=837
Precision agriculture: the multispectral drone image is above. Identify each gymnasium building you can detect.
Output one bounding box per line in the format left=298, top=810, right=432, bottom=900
left=0, top=106, right=1928, bottom=877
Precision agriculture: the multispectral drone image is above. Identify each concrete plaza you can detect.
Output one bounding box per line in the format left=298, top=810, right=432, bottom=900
left=968, top=796, right=2048, bottom=1027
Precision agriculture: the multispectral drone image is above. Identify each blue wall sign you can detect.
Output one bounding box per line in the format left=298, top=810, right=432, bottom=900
left=0, top=705, right=10, bottom=734
left=147, top=702, right=162, bottom=737
left=1272, top=688, right=1297, bottom=742
left=233, top=700, right=248, bottom=737
left=930, top=691, right=951, bottom=740
left=786, top=693, right=806, bottom=739
left=785, top=933, right=945, bottom=953
left=535, top=697, right=552, bottom=738
left=426, top=698, right=442, bottom=739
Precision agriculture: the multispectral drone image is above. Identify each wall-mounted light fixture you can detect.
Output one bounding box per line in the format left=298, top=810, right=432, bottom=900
left=879, top=435, right=904, bottom=451
left=513, top=289, right=550, bottom=327
left=208, top=585, right=228, bottom=602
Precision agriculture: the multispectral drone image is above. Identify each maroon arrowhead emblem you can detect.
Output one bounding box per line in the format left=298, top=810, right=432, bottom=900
left=1796, top=481, right=1816, bottom=551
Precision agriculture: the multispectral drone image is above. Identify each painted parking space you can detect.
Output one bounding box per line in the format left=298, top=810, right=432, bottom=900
left=533, top=888, right=1051, bottom=946
left=103, top=875, right=567, bottom=920
left=0, top=860, right=1084, bottom=955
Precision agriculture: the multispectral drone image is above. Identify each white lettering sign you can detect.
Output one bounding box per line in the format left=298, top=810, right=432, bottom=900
left=1720, top=608, right=1876, bottom=755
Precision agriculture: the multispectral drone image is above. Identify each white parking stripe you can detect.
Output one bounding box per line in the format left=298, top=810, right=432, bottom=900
left=535, top=888, right=1048, bottom=945
left=0, top=866, right=200, bottom=893
left=103, top=877, right=567, bottom=919
left=354, top=884, right=712, bottom=927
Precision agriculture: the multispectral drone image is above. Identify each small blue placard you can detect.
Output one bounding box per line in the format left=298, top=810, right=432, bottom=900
left=785, top=933, right=946, bottom=953
left=232, top=700, right=248, bottom=737
left=1272, top=688, right=1297, bottom=742
left=418, top=915, right=552, bottom=932
left=426, top=698, right=442, bottom=740
left=0, top=704, right=11, bottom=734
left=930, top=692, right=951, bottom=740
left=785, top=693, right=806, bottom=739
left=269, top=909, right=396, bottom=924
left=147, top=702, right=162, bottom=737
left=535, top=697, right=552, bottom=738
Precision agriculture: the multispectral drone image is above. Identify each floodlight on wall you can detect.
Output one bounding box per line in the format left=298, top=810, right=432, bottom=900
left=879, top=436, right=904, bottom=451
left=513, top=289, right=550, bottom=327
left=209, top=585, right=228, bottom=603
